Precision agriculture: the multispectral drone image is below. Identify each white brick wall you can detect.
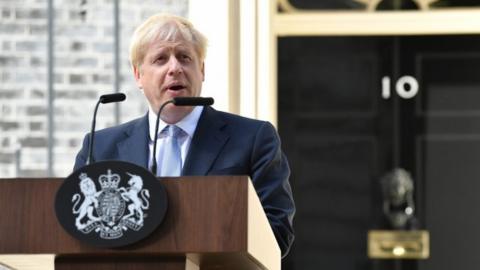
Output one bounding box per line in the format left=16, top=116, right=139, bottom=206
left=0, top=0, right=188, bottom=177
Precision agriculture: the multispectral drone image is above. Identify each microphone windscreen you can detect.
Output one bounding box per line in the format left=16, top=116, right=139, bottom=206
left=100, top=93, right=126, bottom=104
left=173, top=97, right=214, bottom=106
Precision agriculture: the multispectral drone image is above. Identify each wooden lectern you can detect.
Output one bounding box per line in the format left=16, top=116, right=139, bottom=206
left=0, top=176, right=280, bottom=270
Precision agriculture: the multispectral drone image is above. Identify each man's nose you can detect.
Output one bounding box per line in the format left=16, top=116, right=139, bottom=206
left=167, top=57, right=182, bottom=75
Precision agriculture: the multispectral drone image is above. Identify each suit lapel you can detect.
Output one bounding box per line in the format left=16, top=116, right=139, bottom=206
left=182, top=107, right=229, bottom=176
left=117, top=114, right=149, bottom=169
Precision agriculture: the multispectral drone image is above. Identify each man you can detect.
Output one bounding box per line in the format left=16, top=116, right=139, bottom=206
left=74, top=13, right=295, bottom=257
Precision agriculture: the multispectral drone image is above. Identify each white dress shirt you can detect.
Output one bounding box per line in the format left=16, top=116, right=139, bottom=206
left=147, top=106, right=203, bottom=174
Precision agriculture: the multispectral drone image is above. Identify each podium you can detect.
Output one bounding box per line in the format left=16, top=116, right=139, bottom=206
left=0, top=176, right=280, bottom=270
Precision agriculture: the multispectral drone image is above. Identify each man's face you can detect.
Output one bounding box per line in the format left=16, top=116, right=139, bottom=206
left=134, top=36, right=204, bottom=123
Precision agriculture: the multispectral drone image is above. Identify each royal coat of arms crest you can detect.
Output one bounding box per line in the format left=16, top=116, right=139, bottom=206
left=72, top=169, right=150, bottom=239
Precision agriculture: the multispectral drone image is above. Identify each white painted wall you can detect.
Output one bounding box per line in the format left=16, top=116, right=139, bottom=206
left=188, top=0, right=232, bottom=113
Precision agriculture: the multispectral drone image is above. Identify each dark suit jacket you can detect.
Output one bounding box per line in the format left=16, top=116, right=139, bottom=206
left=74, top=106, right=295, bottom=256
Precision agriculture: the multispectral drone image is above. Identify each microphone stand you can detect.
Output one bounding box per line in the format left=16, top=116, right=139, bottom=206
left=86, top=93, right=126, bottom=165
left=150, top=97, right=214, bottom=175
left=150, top=100, right=174, bottom=174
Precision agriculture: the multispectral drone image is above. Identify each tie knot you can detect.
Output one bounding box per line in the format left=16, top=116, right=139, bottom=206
left=163, top=125, right=183, bottom=138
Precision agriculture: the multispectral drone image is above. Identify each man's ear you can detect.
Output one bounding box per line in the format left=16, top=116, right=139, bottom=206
left=201, top=62, right=205, bottom=82
left=133, top=65, right=143, bottom=89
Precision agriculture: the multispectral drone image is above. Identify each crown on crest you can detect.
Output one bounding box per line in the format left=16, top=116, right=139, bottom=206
left=79, top=172, right=88, bottom=180
left=98, top=169, right=120, bottom=189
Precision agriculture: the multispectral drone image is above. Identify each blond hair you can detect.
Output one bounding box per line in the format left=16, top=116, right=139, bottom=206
left=129, top=13, right=208, bottom=70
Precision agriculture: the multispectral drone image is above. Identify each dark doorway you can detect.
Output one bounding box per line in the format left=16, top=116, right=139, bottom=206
left=278, top=35, right=480, bottom=270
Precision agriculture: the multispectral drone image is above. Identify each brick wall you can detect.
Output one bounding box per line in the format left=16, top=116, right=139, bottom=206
left=0, top=0, right=188, bottom=177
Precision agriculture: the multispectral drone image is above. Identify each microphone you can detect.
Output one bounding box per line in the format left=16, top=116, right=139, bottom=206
left=86, top=93, right=126, bottom=165
left=100, top=93, right=126, bottom=104
left=150, top=97, right=215, bottom=174
left=172, top=97, right=214, bottom=106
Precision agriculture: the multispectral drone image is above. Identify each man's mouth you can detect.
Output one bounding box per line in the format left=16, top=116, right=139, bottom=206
left=166, top=84, right=186, bottom=91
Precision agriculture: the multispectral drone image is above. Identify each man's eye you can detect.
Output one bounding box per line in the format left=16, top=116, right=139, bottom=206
left=181, top=54, right=191, bottom=61
left=154, top=56, right=166, bottom=63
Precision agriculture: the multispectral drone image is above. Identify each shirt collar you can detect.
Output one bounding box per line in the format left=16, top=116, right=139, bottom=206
left=148, top=105, right=204, bottom=141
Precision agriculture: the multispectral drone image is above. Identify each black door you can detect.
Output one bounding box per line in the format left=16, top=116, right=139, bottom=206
left=278, top=35, right=480, bottom=270
left=401, top=36, right=480, bottom=270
